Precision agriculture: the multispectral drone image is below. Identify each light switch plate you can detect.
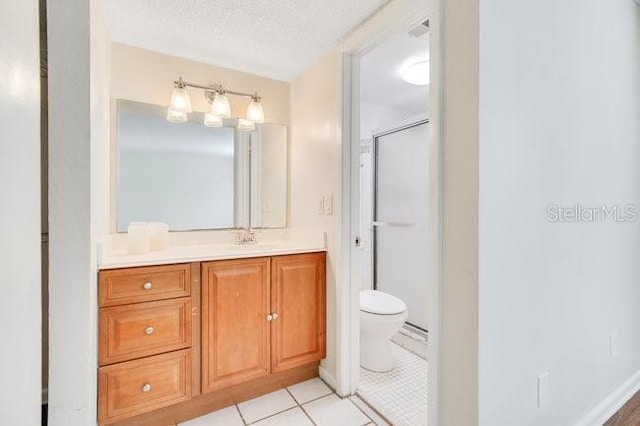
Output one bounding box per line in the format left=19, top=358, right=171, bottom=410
left=317, top=197, right=325, bottom=215
left=323, top=194, right=333, bottom=215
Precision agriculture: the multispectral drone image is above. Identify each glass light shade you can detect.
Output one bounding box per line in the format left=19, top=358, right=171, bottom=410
left=169, top=87, right=192, bottom=113
left=237, top=118, right=255, bottom=132
left=211, top=93, right=231, bottom=118
left=246, top=100, right=265, bottom=123
left=166, top=108, right=188, bottom=123
left=204, top=112, right=223, bottom=127
left=401, top=59, right=429, bottom=86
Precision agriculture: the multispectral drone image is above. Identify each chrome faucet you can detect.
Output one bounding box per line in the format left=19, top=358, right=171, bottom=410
left=235, top=228, right=258, bottom=245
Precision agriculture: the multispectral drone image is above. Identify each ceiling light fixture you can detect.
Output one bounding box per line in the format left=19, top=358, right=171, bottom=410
left=167, top=76, right=264, bottom=131
left=401, top=59, right=429, bottom=86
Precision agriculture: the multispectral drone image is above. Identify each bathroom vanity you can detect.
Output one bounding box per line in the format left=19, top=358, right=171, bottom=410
left=95, top=92, right=327, bottom=425
left=97, top=247, right=326, bottom=425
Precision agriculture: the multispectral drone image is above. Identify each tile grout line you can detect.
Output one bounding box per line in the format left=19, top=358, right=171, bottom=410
left=244, top=404, right=299, bottom=425
left=234, top=404, right=248, bottom=426
left=285, top=387, right=318, bottom=426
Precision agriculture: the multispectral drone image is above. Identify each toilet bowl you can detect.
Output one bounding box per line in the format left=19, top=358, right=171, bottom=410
left=360, top=289, right=408, bottom=372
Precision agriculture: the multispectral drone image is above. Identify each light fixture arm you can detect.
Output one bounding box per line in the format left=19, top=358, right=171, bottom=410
left=174, top=77, right=258, bottom=100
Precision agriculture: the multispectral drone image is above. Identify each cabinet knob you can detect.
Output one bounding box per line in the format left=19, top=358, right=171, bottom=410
left=272, top=313, right=278, bottom=320
left=266, top=314, right=273, bottom=321
left=142, top=383, right=152, bottom=393
left=145, top=326, right=154, bottom=335
left=143, top=282, right=152, bottom=290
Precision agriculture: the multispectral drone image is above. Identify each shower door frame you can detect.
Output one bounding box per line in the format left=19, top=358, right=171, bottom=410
left=371, top=116, right=430, bottom=333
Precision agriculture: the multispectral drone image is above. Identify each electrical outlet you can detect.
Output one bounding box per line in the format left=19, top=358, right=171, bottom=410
left=610, top=334, right=618, bottom=360
left=537, top=373, right=549, bottom=408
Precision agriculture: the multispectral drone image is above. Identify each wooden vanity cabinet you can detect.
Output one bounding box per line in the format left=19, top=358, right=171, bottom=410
left=201, top=252, right=326, bottom=394
left=98, top=252, right=325, bottom=425
left=271, top=253, right=326, bottom=372
left=201, top=257, right=271, bottom=393
left=97, top=263, right=197, bottom=425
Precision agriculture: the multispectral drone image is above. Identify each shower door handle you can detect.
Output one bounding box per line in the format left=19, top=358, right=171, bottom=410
left=372, top=221, right=416, bottom=228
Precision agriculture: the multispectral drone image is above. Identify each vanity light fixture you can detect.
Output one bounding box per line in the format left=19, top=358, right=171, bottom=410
left=167, top=76, right=265, bottom=130
left=210, top=91, right=231, bottom=118
left=401, top=59, right=429, bottom=86
left=246, top=94, right=265, bottom=123
left=166, top=78, right=192, bottom=123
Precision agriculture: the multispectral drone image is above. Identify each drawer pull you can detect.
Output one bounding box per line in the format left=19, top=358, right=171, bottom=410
left=142, top=383, right=152, bottom=393
left=272, top=313, right=279, bottom=320
left=266, top=314, right=273, bottom=321
left=144, top=326, right=154, bottom=335
left=143, top=282, right=153, bottom=290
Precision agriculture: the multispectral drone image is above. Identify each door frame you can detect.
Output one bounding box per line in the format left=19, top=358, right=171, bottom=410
left=337, top=1, right=442, bottom=425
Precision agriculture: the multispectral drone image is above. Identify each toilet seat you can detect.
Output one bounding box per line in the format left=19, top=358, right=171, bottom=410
left=360, top=290, right=407, bottom=315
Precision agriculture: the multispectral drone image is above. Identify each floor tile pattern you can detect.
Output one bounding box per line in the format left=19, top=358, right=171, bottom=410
left=358, top=343, right=428, bottom=426
left=179, top=378, right=379, bottom=425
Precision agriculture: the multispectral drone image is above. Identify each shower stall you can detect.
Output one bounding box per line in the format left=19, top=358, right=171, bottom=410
left=369, top=116, right=430, bottom=332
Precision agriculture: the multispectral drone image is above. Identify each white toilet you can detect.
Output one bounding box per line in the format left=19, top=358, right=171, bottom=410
left=359, top=289, right=408, bottom=372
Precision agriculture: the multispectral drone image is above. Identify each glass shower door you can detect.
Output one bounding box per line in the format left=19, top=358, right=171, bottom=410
left=373, top=120, right=429, bottom=331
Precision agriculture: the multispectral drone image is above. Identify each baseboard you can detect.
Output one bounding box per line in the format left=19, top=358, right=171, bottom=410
left=42, top=388, right=48, bottom=405
left=319, top=365, right=338, bottom=393
left=575, top=369, right=640, bottom=426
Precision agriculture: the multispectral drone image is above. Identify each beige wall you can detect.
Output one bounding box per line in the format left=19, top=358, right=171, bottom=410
left=110, top=43, right=290, bottom=126
left=441, top=0, right=479, bottom=425
left=290, top=50, right=342, bottom=382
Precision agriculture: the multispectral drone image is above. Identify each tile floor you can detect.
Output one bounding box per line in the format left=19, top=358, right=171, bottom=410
left=358, top=343, right=428, bottom=426
left=180, top=378, right=377, bottom=426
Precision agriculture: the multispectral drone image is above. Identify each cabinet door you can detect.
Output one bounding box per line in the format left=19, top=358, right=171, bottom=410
left=271, top=253, right=326, bottom=373
left=201, top=258, right=270, bottom=393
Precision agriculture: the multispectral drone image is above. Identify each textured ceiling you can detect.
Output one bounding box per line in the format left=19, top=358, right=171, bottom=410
left=102, top=0, right=390, bottom=82
left=360, top=32, right=429, bottom=114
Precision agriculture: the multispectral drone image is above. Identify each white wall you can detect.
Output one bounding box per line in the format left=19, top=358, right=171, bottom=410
left=359, top=101, right=416, bottom=137
left=0, top=0, right=41, bottom=424
left=48, top=0, right=111, bottom=423
left=290, top=50, right=342, bottom=385
left=478, top=1, right=640, bottom=425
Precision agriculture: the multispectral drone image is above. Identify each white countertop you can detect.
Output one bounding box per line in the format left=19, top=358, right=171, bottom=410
left=98, top=235, right=326, bottom=270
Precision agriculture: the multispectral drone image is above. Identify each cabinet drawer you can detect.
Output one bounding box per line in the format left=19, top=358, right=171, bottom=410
left=99, top=264, right=191, bottom=307
left=98, top=349, right=191, bottom=425
left=99, top=298, right=191, bottom=366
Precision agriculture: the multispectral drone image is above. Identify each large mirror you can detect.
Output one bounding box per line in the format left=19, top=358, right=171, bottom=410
left=115, top=99, right=287, bottom=232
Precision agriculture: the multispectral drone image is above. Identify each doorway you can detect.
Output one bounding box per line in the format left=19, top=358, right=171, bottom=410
left=339, top=3, right=441, bottom=425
